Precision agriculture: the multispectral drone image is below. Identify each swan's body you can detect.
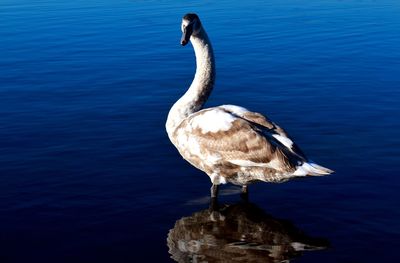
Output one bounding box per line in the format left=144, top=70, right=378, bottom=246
left=166, top=14, right=333, bottom=198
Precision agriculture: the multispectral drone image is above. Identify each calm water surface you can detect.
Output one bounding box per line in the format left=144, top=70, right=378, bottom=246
left=1, top=0, right=400, bottom=262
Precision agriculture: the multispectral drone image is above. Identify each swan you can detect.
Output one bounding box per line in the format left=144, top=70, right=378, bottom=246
left=166, top=13, right=333, bottom=199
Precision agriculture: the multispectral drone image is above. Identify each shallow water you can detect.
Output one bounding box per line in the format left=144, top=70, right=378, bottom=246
left=1, top=0, right=400, bottom=262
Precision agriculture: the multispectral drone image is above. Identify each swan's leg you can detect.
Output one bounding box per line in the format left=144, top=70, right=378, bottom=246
left=210, top=184, right=219, bottom=211
left=210, top=184, right=219, bottom=198
left=210, top=196, right=219, bottom=211
left=240, top=185, right=249, bottom=201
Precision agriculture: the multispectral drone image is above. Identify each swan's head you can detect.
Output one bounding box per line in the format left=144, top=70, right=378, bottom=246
left=181, top=13, right=202, bottom=46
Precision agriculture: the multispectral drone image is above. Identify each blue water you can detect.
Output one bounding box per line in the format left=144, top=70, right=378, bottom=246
left=1, top=0, right=400, bottom=262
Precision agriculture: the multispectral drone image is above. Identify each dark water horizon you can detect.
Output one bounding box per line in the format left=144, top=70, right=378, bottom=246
left=1, top=0, right=400, bottom=262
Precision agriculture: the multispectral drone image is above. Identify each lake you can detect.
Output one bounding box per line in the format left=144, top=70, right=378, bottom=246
left=1, top=0, right=400, bottom=262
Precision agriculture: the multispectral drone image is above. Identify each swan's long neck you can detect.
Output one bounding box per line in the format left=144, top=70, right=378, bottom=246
left=166, top=28, right=215, bottom=137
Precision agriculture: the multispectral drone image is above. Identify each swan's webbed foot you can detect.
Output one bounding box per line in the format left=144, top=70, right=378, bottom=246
left=240, top=185, right=249, bottom=202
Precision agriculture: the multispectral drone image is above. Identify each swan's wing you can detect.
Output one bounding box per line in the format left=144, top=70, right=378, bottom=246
left=218, top=105, right=307, bottom=159
left=173, top=107, right=306, bottom=181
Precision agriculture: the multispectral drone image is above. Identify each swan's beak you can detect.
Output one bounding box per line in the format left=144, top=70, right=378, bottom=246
left=181, top=25, right=193, bottom=46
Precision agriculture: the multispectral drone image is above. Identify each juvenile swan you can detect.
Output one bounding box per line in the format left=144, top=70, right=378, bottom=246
left=166, top=13, right=333, bottom=199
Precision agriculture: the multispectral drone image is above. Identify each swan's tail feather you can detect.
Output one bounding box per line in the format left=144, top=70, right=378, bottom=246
left=308, top=162, right=334, bottom=175
left=293, top=162, right=334, bottom=176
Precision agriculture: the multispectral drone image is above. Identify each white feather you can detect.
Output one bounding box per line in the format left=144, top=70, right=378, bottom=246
left=191, top=109, right=236, bottom=133
left=210, top=173, right=227, bottom=184
left=229, top=159, right=268, bottom=167
left=293, top=162, right=333, bottom=176
left=206, top=154, right=221, bottom=165
left=229, top=159, right=282, bottom=170
left=272, top=134, right=293, bottom=149
left=219, top=105, right=249, bottom=116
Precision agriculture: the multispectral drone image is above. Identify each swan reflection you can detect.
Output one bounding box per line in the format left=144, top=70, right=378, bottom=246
left=167, top=202, right=328, bottom=262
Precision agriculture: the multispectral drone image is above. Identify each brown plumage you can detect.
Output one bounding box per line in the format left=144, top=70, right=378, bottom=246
left=172, top=106, right=307, bottom=184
